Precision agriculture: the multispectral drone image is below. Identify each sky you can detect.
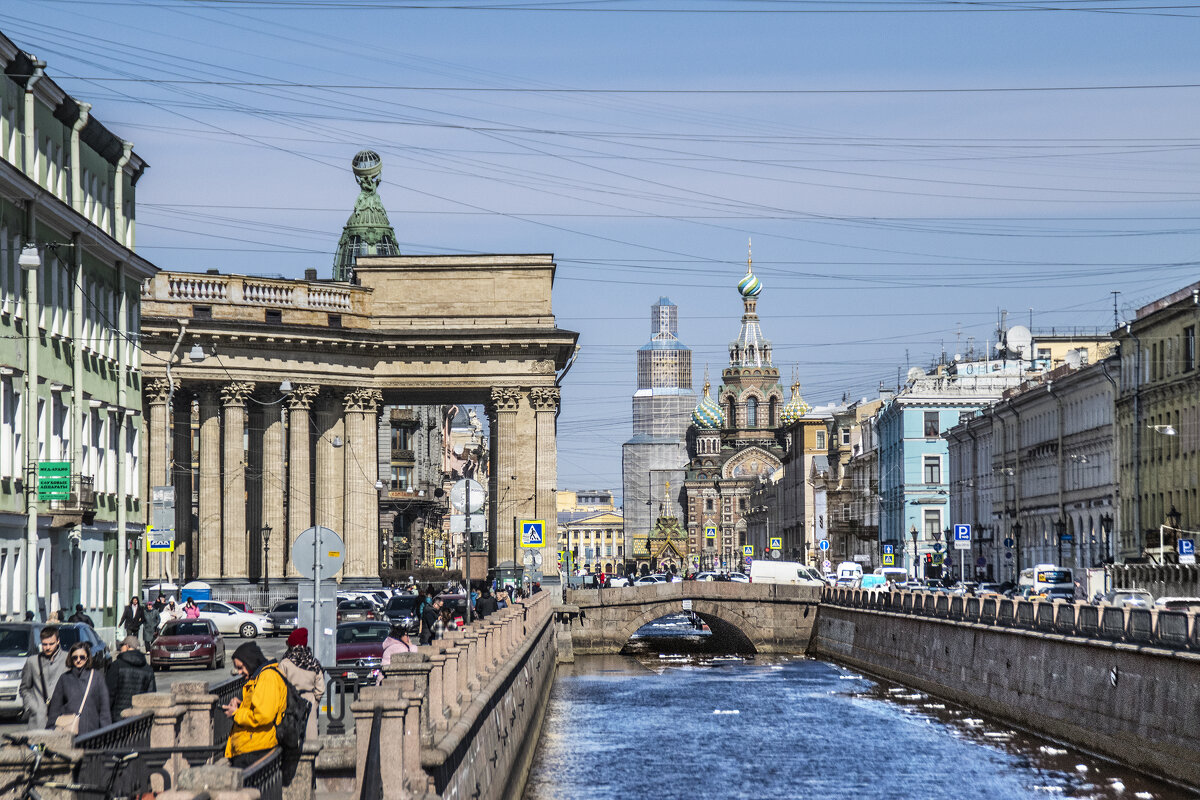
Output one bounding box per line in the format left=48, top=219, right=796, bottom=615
left=6, top=0, right=1199, bottom=497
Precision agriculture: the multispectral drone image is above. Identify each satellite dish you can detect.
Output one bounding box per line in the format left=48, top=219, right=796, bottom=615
left=906, top=367, right=926, bottom=383
left=953, top=353, right=962, bottom=362
left=1064, top=350, right=1082, bottom=369
left=1006, top=326, right=1033, bottom=358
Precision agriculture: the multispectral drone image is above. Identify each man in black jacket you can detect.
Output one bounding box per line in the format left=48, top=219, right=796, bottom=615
left=118, top=597, right=145, bottom=640
left=66, top=604, right=95, bottom=627
left=474, top=588, right=497, bottom=619
left=106, top=637, right=156, bottom=719
left=419, top=597, right=443, bottom=645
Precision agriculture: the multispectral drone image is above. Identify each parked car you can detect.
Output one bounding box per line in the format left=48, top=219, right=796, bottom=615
left=0, top=623, right=110, bottom=718
left=266, top=599, right=300, bottom=636
left=727, top=572, right=749, bottom=583
left=195, top=599, right=274, bottom=638
left=1154, top=597, right=1200, bottom=611
left=607, top=576, right=630, bottom=588
left=334, top=621, right=391, bottom=682
left=382, top=595, right=421, bottom=634
left=1099, top=589, right=1154, bottom=608
left=633, top=574, right=666, bottom=586
left=337, top=598, right=378, bottom=623
left=224, top=601, right=254, bottom=614
left=150, top=619, right=225, bottom=671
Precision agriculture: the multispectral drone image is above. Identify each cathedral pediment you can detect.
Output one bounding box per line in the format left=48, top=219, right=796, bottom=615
left=722, top=447, right=781, bottom=481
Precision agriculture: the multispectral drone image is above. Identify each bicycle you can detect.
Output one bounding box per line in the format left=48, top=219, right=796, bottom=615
left=0, top=732, right=142, bottom=800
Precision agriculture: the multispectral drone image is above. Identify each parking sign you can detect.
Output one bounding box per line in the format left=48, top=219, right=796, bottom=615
left=953, top=524, right=972, bottom=551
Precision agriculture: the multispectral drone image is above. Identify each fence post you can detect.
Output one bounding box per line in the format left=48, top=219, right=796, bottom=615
left=171, top=681, right=219, bottom=749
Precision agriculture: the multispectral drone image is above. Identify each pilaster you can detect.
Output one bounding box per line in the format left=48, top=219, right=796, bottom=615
left=221, top=381, right=254, bottom=578
left=285, top=384, right=318, bottom=579
left=261, top=397, right=285, bottom=583
left=343, top=388, right=382, bottom=578
left=172, top=393, right=194, bottom=580
left=315, top=391, right=345, bottom=534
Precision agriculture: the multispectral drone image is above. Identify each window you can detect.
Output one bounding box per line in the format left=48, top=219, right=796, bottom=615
left=738, top=498, right=746, bottom=511
left=747, top=397, right=758, bottom=428
left=1037, top=347, right=1051, bottom=361
left=840, top=428, right=851, bottom=446
left=391, top=426, right=411, bottom=451
left=924, top=509, right=941, bottom=538
left=705, top=498, right=714, bottom=511
left=390, top=465, right=412, bottom=491
left=1185, top=326, right=1196, bottom=372
left=264, top=309, right=282, bottom=325
left=923, top=412, right=939, bottom=437
left=923, top=455, right=941, bottom=485
left=815, top=430, right=826, bottom=450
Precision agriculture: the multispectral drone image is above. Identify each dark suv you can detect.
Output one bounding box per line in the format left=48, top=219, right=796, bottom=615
left=382, top=595, right=421, bottom=634
left=266, top=600, right=299, bottom=636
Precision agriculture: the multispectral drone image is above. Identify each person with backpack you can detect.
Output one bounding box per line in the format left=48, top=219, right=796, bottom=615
left=277, top=629, right=324, bottom=740
left=223, top=642, right=309, bottom=783
left=106, top=636, right=156, bottom=720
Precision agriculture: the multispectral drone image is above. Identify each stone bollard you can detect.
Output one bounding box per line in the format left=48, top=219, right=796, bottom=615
left=401, top=690, right=432, bottom=796
left=382, top=653, right=433, bottom=743
left=454, top=629, right=479, bottom=696
left=283, top=738, right=321, bottom=800
left=351, top=686, right=411, bottom=800
left=171, top=680, right=220, bottom=748
left=438, top=641, right=462, bottom=721
left=162, top=762, right=260, bottom=800
left=426, top=651, right=448, bottom=734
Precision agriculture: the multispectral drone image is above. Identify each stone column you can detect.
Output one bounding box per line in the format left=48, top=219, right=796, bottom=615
left=487, top=387, right=523, bottom=570
left=343, top=388, right=382, bottom=579
left=530, top=386, right=561, bottom=585
left=197, top=387, right=222, bottom=581
left=145, top=379, right=171, bottom=581
left=221, top=382, right=255, bottom=579
left=314, top=392, right=345, bottom=533
left=261, top=398, right=285, bottom=585
left=285, top=385, right=318, bottom=579
left=173, top=393, right=194, bottom=581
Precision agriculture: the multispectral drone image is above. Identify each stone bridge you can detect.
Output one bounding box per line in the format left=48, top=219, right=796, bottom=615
left=564, top=582, right=821, bottom=655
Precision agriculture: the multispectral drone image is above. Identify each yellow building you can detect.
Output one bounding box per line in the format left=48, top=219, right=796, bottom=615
left=1113, top=282, right=1200, bottom=561
left=556, top=489, right=616, bottom=514
left=557, top=510, right=624, bottom=573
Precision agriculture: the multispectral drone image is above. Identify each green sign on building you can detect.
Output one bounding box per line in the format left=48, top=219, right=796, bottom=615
left=37, top=461, right=71, bottom=501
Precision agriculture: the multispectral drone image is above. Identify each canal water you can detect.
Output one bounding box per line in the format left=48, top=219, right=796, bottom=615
left=524, top=615, right=1191, bottom=800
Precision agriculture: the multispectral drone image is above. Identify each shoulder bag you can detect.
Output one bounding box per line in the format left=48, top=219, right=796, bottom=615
left=54, top=670, right=95, bottom=735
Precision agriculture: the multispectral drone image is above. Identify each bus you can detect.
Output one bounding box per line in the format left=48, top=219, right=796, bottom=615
left=1018, top=564, right=1075, bottom=600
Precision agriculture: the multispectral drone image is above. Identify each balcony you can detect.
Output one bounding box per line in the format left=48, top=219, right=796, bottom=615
left=391, top=449, right=416, bottom=463
left=390, top=408, right=418, bottom=424
left=48, top=475, right=97, bottom=526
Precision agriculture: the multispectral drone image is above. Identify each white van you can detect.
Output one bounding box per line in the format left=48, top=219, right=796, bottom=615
left=749, top=560, right=826, bottom=587
left=835, top=561, right=864, bottom=587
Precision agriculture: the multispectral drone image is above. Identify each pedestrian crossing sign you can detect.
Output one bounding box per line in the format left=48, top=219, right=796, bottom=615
left=521, top=520, right=545, bottom=547
left=743, top=545, right=754, bottom=557
left=882, top=553, right=895, bottom=566
left=705, top=525, right=717, bottom=540
left=434, top=557, right=445, bottom=568
left=769, top=537, right=782, bottom=551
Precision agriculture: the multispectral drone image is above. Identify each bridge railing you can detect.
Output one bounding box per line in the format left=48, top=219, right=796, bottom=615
left=823, top=588, right=1199, bottom=651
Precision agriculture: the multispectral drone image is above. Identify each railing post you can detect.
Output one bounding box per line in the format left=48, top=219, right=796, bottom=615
left=439, top=639, right=463, bottom=721
left=383, top=653, right=434, bottom=745
left=130, top=692, right=185, bottom=749
left=172, top=681, right=219, bottom=749
left=456, top=629, right=481, bottom=693
left=401, top=691, right=432, bottom=796
left=427, top=651, right=448, bottom=734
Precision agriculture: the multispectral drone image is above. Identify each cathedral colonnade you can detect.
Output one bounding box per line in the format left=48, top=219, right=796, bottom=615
left=144, top=376, right=560, bottom=585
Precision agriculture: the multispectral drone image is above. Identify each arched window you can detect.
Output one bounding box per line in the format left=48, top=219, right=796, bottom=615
left=727, top=399, right=736, bottom=428
left=747, top=397, right=759, bottom=427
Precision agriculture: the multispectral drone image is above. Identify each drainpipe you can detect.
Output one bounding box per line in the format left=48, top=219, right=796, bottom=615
left=1125, top=323, right=1142, bottom=560
left=69, top=103, right=91, bottom=216
left=116, top=263, right=130, bottom=608
left=22, top=59, right=45, bottom=180
left=1100, top=358, right=1119, bottom=566
left=112, top=141, right=133, bottom=245
left=1047, top=380, right=1067, bottom=567
left=23, top=204, right=39, bottom=617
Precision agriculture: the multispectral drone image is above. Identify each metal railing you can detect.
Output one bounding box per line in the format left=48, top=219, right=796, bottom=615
left=74, top=711, right=152, bottom=750
left=210, top=674, right=246, bottom=745
left=822, top=587, right=1200, bottom=650
left=241, top=748, right=283, bottom=800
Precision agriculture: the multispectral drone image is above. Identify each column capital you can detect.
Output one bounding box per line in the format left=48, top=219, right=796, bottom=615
left=146, top=378, right=174, bottom=405
left=219, top=381, right=256, bottom=407
left=343, top=387, right=383, bottom=413
left=488, top=386, right=523, bottom=413
left=529, top=386, right=560, bottom=412
left=285, top=383, right=320, bottom=411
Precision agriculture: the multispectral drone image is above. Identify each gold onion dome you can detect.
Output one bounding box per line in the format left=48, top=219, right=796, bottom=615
left=781, top=382, right=810, bottom=426
left=692, top=380, right=725, bottom=429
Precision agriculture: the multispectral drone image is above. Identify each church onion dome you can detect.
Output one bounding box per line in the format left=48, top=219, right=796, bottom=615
left=692, top=380, right=725, bottom=429
left=780, top=382, right=811, bottom=426
left=737, top=269, right=762, bottom=298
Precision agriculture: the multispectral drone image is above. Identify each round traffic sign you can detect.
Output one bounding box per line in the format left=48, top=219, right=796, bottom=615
left=1004, top=552, right=1013, bottom=560
left=770, top=549, right=781, bottom=559
left=932, top=543, right=943, bottom=553
left=823, top=559, right=832, bottom=570
left=818, top=539, right=830, bottom=551
left=976, top=557, right=987, bottom=567
left=450, top=479, right=486, bottom=513
left=292, top=526, right=345, bottom=578
left=1003, top=537, right=1014, bottom=548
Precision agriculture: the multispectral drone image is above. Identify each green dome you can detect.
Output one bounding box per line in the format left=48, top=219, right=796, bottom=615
left=780, top=382, right=810, bottom=426
left=692, top=380, right=725, bottom=429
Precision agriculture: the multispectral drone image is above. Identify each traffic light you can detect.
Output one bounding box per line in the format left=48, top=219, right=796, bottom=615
left=924, top=553, right=933, bottom=566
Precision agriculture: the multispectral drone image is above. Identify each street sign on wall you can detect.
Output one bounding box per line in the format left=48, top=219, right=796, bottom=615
left=37, top=461, right=70, bottom=501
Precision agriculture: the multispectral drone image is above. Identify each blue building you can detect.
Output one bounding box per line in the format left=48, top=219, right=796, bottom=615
left=877, top=362, right=1034, bottom=579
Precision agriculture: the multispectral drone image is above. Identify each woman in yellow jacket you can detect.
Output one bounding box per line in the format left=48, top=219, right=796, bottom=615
left=222, top=642, right=287, bottom=767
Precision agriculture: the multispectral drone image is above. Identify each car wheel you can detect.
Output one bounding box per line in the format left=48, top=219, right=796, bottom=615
left=208, top=653, right=217, bottom=670
left=219, top=650, right=226, bottom=668
left=239, top=622, right=257, bottom=639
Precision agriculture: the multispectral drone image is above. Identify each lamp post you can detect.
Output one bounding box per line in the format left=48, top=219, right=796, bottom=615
left=1099, top=512, right=1114, bottom=566
left=261, top=525, right=272, bottom=595
left=1011, top=521, right=1023, bottom=579
left=909, top=524, right=919, bottom=581
left=1053, top=518, right=1066, bottom=567
left=1164, top=505, right=1182, bottom=564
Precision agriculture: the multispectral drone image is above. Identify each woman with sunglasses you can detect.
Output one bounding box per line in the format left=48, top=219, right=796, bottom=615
left=47, top=642, right=111, bottom=734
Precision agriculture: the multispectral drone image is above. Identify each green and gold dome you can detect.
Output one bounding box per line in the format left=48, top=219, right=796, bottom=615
left=691, top=379, right=725, bottom=429
left=780, top=381, right=811, bottom=426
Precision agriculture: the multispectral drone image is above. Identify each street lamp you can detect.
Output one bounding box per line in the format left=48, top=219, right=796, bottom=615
left=1011, top=521, right=1023, bottom=578
left=909, top=524, right=919, bottom=580
left=1099, top=513, right=1114, bottom=565
left=1163, top=505, right=1182, bottom=563
left=261, top=525, right=272, bottom=595
left=1053, top=518, right=1066, bottom=567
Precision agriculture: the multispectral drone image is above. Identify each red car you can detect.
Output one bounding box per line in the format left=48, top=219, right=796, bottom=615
left=225, top=601, right=254, bottom=614
left=334, top=621, right=390, bottom=682
left=150, top=619, right=226, bottom=671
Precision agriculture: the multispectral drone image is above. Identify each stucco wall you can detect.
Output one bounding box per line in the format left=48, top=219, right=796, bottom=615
left=811, top=604, right=1200, bottom=789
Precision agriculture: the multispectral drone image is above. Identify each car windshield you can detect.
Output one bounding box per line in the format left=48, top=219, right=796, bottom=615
left=336, top=625, right=390, bottom=644
left=273, top=602, right=298, bottom=613
left=386, top=597, right=418, bottom=611
left=340, top=600, right=370, bottom=609
left=0, top=626, right=32, bottom=657
left=164, top=621, right=210, bottom=637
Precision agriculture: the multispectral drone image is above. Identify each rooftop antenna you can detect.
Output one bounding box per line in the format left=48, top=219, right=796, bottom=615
left=1111, top=291, right=1120, bottom=329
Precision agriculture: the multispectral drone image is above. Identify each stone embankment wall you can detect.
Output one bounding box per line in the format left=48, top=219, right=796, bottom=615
left=351, top=590, right=557, bottom=800
left=812, top=588, right=1200, bottom=789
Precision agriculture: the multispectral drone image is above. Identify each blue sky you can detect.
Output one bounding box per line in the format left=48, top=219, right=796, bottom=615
left=6, top=0, right=1199, bottom=495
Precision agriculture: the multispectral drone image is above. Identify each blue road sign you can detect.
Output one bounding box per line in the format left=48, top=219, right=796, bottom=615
left=953, top=524, right=971, bottom=542
left=882, top=544, right=894, bottom=555
left=818, top=539, right=830, bottom=551
left=1003, top=537, right=1014, bottom=548
left=1180, top=538, right=1195, bottom=556
left=520, top=520, right=545, bottom=547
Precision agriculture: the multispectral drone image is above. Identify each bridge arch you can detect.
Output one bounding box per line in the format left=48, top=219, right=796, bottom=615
left=618, top=598, right=765, bottom=654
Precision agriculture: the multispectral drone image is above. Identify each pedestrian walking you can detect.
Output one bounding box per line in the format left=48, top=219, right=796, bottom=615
left=66, top=604, right=95, bottom=627
left=106, top=636, right=156, bottom=720
left=47, top=642, right=111, bottom=735
left=143, top=600, right=163, bottom=649
left=19, top=626, right=67, bottom=728
left=183, top=598, right=201, bottom=619
left=277, top=629, right=324, bottom=741
left=118, top=596, right=146, bottom=639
